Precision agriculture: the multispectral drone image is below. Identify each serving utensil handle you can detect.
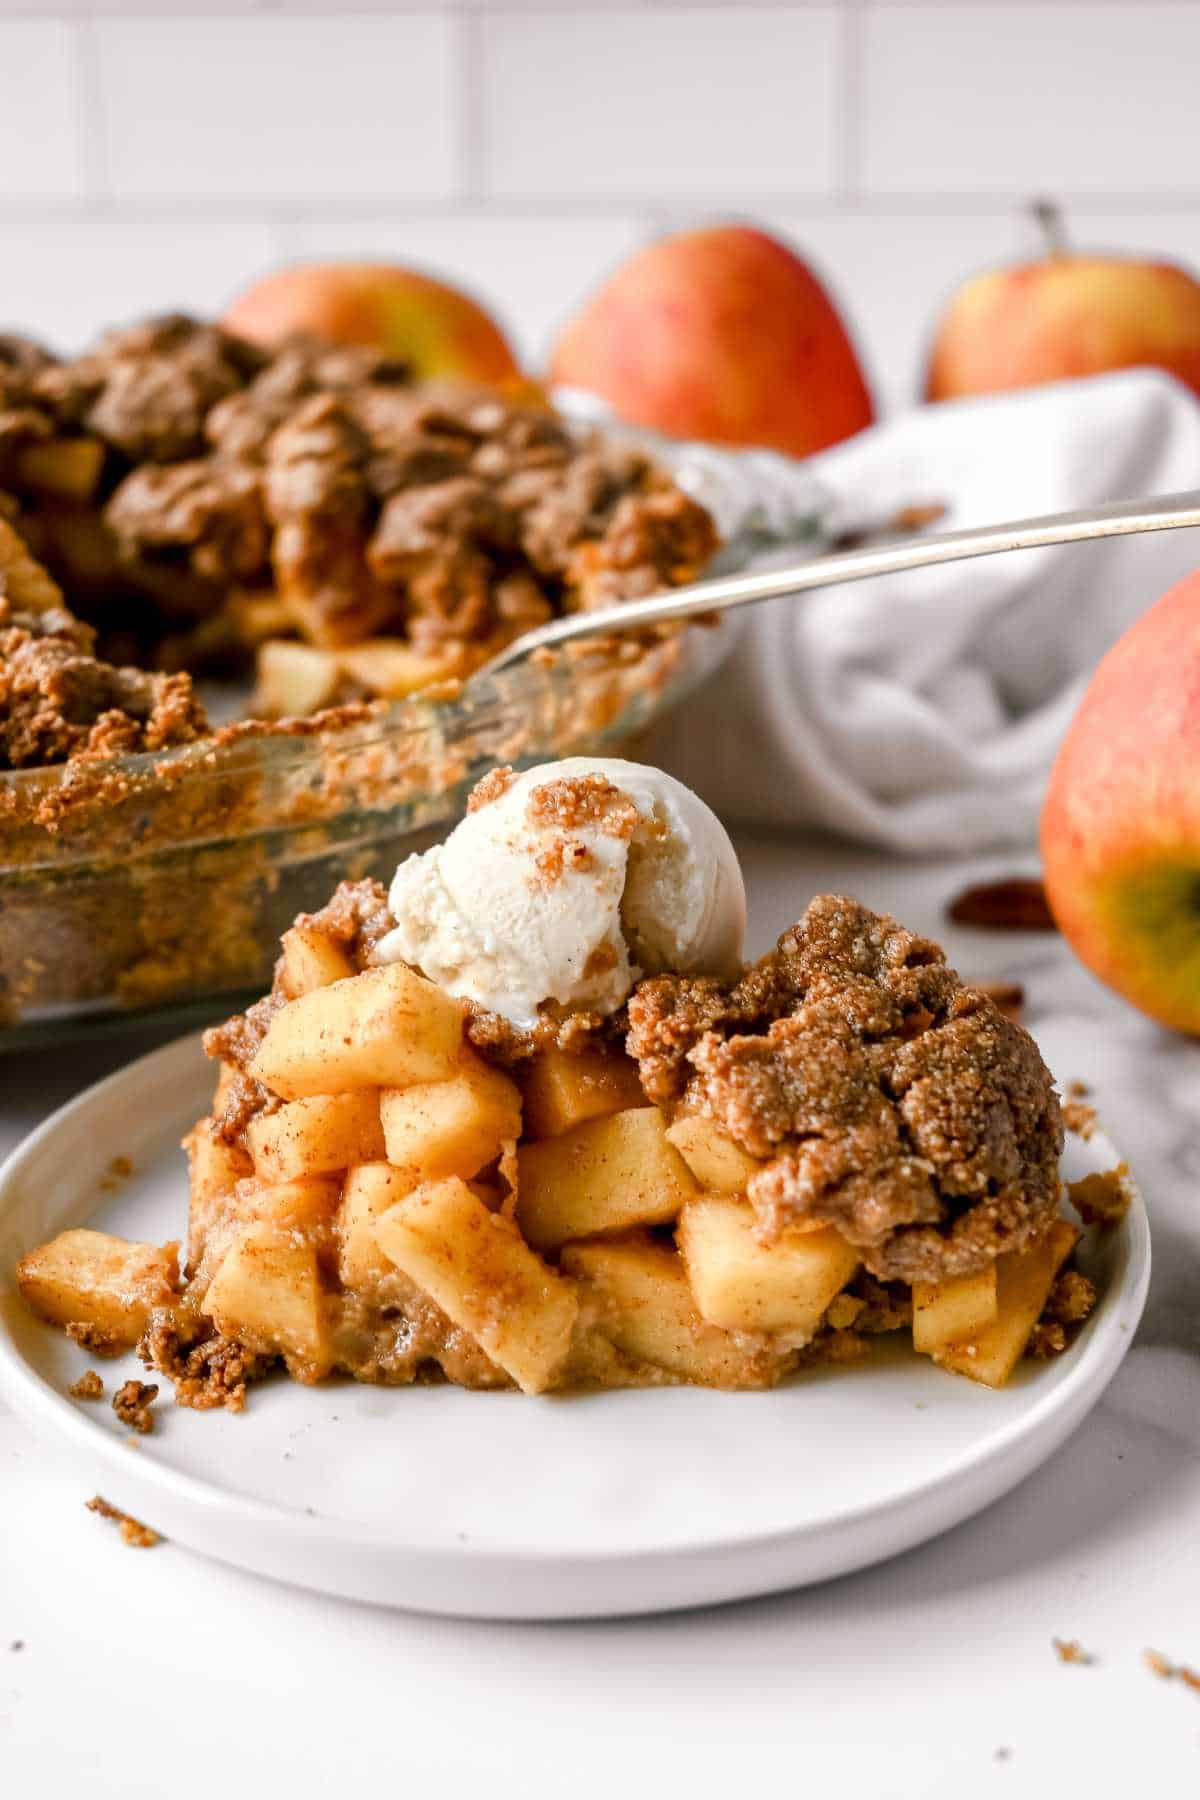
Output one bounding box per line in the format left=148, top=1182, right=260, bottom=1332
left=479, top=487, right=1200, bottom=678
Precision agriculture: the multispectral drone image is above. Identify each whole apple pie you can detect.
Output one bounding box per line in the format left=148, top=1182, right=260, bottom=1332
left=17, top=760, right=1109, bottom=1405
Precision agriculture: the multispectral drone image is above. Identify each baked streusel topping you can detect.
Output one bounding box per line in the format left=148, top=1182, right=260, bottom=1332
left=626, top=894, right=1064, bottom=1283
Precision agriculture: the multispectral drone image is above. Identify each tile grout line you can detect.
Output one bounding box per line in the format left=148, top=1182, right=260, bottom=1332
left=834, top=0, right=864, bottom=207
left=456, top=8, right=487, bottom=205
left=70, top=14, right=109, bottom=207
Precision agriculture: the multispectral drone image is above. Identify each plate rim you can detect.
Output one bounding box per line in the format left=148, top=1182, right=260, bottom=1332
left=0, top=1030, right=1153, bottom=1582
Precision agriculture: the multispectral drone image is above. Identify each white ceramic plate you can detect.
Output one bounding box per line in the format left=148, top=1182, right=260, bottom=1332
left=0, top=1033, right=1150, bottom=1620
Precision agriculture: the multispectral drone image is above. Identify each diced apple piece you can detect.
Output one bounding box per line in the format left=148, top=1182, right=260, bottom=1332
left=380, top=1051, right=521, bottom=1183
left=912, top=1264, right=998, bottom=1354
left=561, top=1234, right=780, bottom=1388
left=336, top=639, right=466, bottom=698
left=374, top=1177, right=577, bottom=1394
left=522, top=1045, right=645, bottom=1140
left=247, top=1091, right=384, bottom=1182
left=250, top=964, right=465, bottom=1099
left=677, top=1197, right=860, bottom=1338
left=184, top=1119, right=254, bottom=1276
left=254, top=640, right=343, bottom=719
left=933, top=1221, right=1080, bottom=1388
left=338, top=1161, right=420, bottom=1287
left=185, top=1120, right=253, bottom=1204
left=15, top=436, right=105, bottom=502
left=516, top=1107, right=698, bottom=1251
left=240, top=1175, right=341, bottom=1233
left=202, top=1222, right=331, bottom=1380
left=16, top=1230, right=178, bottom=1350
left=666, top=1116, right=765, bottom=1194
left=280, top=924, right=355, bottom=998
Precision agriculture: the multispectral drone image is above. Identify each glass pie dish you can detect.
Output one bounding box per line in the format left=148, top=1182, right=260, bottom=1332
left=0, top=629, right=728, bottom=1049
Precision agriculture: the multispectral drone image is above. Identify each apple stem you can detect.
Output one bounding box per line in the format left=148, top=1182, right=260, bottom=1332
left=1031, top=198, right=1070, bottom=257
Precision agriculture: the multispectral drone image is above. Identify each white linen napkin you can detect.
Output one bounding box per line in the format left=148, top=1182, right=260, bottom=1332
left=626, top=370, right=1200, bottom=852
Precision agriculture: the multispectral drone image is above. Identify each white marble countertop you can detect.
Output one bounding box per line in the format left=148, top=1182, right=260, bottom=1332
left=3, top=831, right=1199, bottom=1796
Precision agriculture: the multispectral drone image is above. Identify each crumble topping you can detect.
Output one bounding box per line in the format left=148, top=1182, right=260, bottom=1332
left=112, top=1378, right=158, bottom=1434
left=525, top=772, right=646, bottom=840
left=1067, top=1166, right=1131, bottom=1227
left=85, top=1493, right=161, bottom=1548
left=68, top=1369, right=104, bottom=1400
left=140, top=1309, right=271, bottom=1412
left=1063, top=1098, right=1099, bottom=1141
left=0, top=592, right=208, bottom=770
left=0, top=312, right=718, bottom=671
left=1027, top=1266, right=1097, bottom=1357
left=65, top=1320, right=125, bottom=1357
left=626, top=895, right=1064, bottom=1283
left=465, top=764, right=516, bottom=813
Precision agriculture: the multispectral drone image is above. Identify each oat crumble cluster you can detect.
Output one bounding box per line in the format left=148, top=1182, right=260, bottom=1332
left=0, top=313, right=718, bottom=692
left=626, top=895, right=1065, bottom=1283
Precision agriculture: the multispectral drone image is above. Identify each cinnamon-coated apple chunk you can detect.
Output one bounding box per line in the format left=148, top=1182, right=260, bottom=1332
left=911, top=1264, right=998, bottom=1353
left=379, top=1051, right=521, bottom=1183
left=677, top=1198, right=860, bottom=1338
left=931, top=1221, right=1079, bottom=1387
left=665, top=1116, right=765, bottom=1194
left=338, top=1162, right=421, bottom=1288
left=16, top=1230, right=178, bottom=1350
left=254, top=640, right=343, bottom=721
left=202, top=1223, right=332, bottom=1381
left=561, top=1234, right=782, bottom=1388
left=250, top=964, right=465, bottom=1099
left=374, top=1178, right=578, bottom=1394
left=183, top=1121, right=254, bottom=1277
left=280, top=923, right=356, bottom=999
left=521, top=1045, right=645, bottom=1140
left=246, top=1091, right=384, bottom=1182
left=516, top=1107, right=698, bottom=1251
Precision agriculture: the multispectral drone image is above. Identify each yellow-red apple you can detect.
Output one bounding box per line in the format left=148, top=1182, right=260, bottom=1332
left=550, top=225, right=874, bottom=459
left=928, top=204, right=1200, bottom=402
left=1041, top=567, right=1200, bottom=1033
left=224, top=262, right=524, bottom=388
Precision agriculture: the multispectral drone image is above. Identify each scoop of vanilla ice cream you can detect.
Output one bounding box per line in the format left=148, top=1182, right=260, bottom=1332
left=375, top=757, right=746, bottom=1029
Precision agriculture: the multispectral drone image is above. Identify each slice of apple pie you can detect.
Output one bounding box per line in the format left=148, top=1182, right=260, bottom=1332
left=17, top=758, right=1104, bottom=1407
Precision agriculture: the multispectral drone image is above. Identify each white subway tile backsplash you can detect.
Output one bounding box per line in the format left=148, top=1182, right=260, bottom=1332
left=861, top=5, right=1200, bottom=196
left=0, top=4, right=1196, bottom=424
left=0, top=219, right=281, bottom=350
left=0, top=21, right=82, bottom=198
left=94, top=14, right=460, bottom=200
left=283, top=211, right=649, bottom=363
left=480, top=9, right=840, bottom=198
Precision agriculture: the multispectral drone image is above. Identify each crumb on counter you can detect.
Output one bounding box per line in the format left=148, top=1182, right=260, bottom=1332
left=1053, top=1638, right=1095, bottom=1666
left=68, top=1370, right=104, bottom=1400
left=86, top=1495, right=162, bottom=1548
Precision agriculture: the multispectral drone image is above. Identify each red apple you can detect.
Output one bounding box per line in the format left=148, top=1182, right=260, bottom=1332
left=550, top=225, right=874, bottom=459
left=224, top=262, right=524, bottom=388
left=1041, top=567, right=1200, bottom=1033
left=928, top=203, right=1200, bottom=402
